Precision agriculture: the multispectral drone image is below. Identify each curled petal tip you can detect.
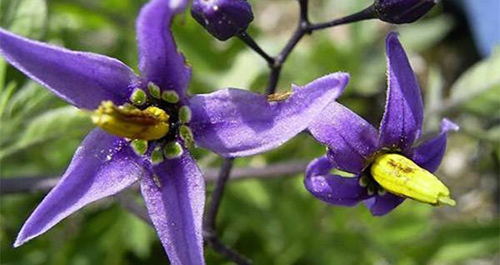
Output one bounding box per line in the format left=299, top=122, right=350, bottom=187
left=386, top=32, right=404, bottom=50
left=441, top=118, right=459, bottom=132
left=170, top=0, right=188, bottom=10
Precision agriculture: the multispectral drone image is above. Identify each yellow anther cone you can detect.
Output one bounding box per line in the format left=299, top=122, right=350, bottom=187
left=371, top=153, right=455, bottom=206
left=91, top=101, right=169, bottom=140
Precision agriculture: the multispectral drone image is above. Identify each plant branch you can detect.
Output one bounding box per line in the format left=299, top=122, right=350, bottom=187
left=204, top=158, right=234, bottom=233
left=0, top=161, right=307, bottom=195
left=238, top=32, right=275, bottom=65
left=238, top=2, right=376, bottom=94
left=0, top=161, right=307, bottom=241
left=308, top=6, right=376, bottom=31
left=203, top=158, right=252, bottom=265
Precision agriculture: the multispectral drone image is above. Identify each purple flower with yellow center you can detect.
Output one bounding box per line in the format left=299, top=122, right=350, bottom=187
left=305, top=33, right=458, bottom=216
left=0, top=0, right=348, bottom=263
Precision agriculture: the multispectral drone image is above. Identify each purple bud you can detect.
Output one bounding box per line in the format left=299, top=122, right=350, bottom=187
left=374, top=0, right=437, bottom=24
left=191, top=0, right=254, bottom=41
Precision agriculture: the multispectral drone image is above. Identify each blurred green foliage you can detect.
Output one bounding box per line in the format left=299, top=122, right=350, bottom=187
left=0, top=0, right=498, bottom=264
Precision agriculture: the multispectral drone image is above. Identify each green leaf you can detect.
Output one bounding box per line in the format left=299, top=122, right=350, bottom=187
left=4, top=81, right=54, bottom=119
left=424, top=66, right=445, bottom=129
left=0, top=81, right=57, bottom=146
left=450, top=49, right=500, bottom=116
left=0, top=81, right=17, bottom=118
left=0, top=0, right=48, bottom=38
left=0, top=106, right=91, bottom=160
left=122, top=211, right=155, bottom=259
left=0, top=58, right=6, bottom=89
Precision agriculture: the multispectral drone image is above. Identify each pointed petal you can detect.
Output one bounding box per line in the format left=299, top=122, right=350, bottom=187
left=410, top=119, right=459, bottom=172
left=0, top=28, right=138, bottom=109
left=141, top=151, right=205, bottom=265
left=379, top=32, right=424, bottom=151
left=309, top=102, right=378, bottom=174
left=14, top=129, right=143, bottom=247
left=304, top=156, right=370, bottom=206
left=189, top=73, right=349, bottom=157
left=364, top=193, right=405, bottom=216
left=136, top=0, right=191, bottom=100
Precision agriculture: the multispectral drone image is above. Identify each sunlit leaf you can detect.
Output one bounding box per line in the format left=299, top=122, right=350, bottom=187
left=0, top=0, right=47, bottom=38
left=0, top=106, right=91, bottom=160
left=450, top=49, right=500, bottom=116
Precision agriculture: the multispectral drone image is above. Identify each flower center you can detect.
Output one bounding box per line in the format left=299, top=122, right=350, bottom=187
left=367, top=153, right=455, bottom=206
left=91, top=101, right=170, bottom=140
left=91, top=82, right=194, bottom=163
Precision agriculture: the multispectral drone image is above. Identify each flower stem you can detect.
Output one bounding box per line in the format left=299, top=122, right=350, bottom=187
left=203, top=157, right=252, bottom=265
left=238, top=1, right=376, bottom=94
left=204, top=158, right=234, bottom=231
left=238, top=32, right=275, bottom=66
left=308, top=5, right=376, bottom=31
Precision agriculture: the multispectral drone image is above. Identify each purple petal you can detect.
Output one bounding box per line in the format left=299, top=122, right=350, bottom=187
left=14, top=129, right=143, bottom=247
left=304, top=156, right=370, bottom=206
left=309, top=102, right=378, bottom=174
left=409, top=119, right=459, bottom=172
left=364, top=193, right=405, bottom=216
left=0, top=28, right=138, bottom=109
left=136, top=0, right=191, bottom=100
left=189, top=73, right=349, bottom=157
left=140, top=151, right=205, bottom=265
left=379, top=32, right=424, bottom=151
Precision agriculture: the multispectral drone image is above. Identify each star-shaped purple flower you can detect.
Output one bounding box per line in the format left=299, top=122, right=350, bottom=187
left=305, top=32, right=458, bottom=216
left=0, top=0, right=348, bottom=264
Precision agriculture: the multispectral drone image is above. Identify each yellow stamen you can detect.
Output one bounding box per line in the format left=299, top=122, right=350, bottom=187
left=371, top=153, right=455, bottom=206
left=91, top=101, right=169, bottom=140
left=267, top=91, right=293, bottom=102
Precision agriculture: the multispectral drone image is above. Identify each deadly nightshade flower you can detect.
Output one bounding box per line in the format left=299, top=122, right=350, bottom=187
left=191, top=0, right=254, bottom=41
left=373, top=0, right=438, bottom=24
left=305, top=33, right=458, bottom=216
left=0, top=0, right=349, bottom=263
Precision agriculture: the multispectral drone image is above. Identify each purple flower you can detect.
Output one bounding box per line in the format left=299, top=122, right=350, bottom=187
left=306, top=33, right=458, bottom=216
left=191, top=0, right=254, bottom=41
left=0, top=0, right=348, bottom=263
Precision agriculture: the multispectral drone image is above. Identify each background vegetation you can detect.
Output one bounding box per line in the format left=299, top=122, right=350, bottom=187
left=0, top=0, right=498, bottom=264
